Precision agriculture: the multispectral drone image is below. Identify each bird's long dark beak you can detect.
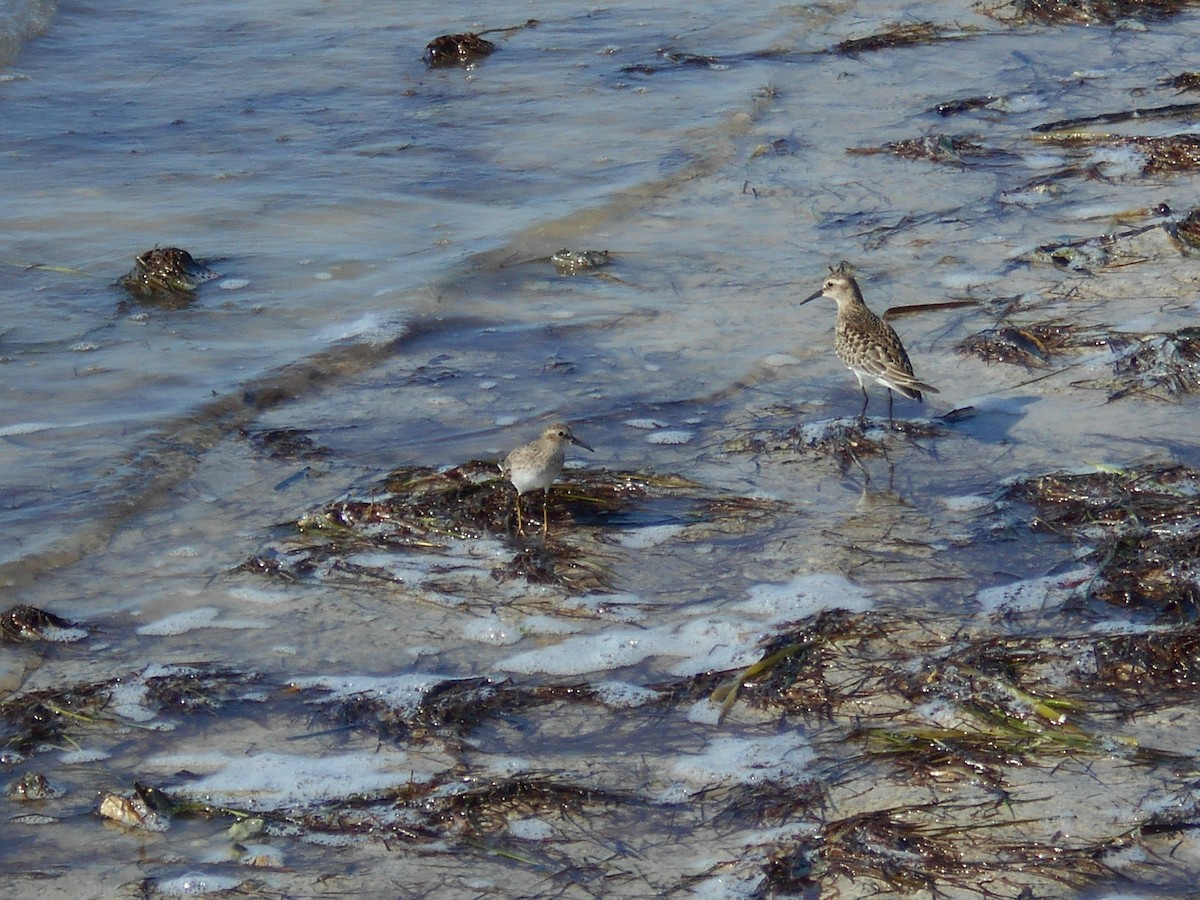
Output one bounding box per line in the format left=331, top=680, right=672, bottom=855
left=570, top=435, right=595, bottom=452
left=800, top=288, right=823, bottom=305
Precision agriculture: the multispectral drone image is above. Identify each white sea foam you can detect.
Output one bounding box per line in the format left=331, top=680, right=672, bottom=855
left=0, top=422, right=56, bottom=436
left=593, top=681, right=660, bottom=708
left=290, top=673, right=447, bottom=713
left=519, top=614, right=583, bottom=636
left=135, top=607, right=267, bottom=636
left=147, top=750, right=419, bottom=808
left=733, top=573, right=873, bottom=620
left=613, top=524, right=685, bottom=548
left=156, top=873, right=244, bottom=896
left=646, top=430, right=694, bottom=445
left=501, top=575, right=872, bottom=677
left=508, top=817, right=554, bottom=840
left=462, top=614, right=522, bottom=645
left=975, top=567, right=1092, bottom=615
left=669, top=732, right=815, bottom=789
left=940, top=494, right=992, bottom=512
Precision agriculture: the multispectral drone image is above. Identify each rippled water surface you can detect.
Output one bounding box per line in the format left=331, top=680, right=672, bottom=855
left=5, top=0, right=1200, bottom=896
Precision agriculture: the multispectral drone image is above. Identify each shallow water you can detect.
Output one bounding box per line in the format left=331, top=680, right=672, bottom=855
left=4, top=0, right=1200, bottom=896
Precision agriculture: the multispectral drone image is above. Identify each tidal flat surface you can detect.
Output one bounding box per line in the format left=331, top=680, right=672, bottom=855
left=4, top=1, right=1200, bottom=896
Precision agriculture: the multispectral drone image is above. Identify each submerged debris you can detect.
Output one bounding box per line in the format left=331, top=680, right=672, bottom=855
left=22, top=597, right=1200, bottom=895
left=424, top=33, right=495, bottom=67
left=832, top=22, right=972, bottom=55
left=956, top=321, right=1112, bottom=367
left=1166, top=205, right=1200, bottom=252
left=242, top=427, right=330, bottom=461
left=1165, top=71, right=1200, bottom=92
left=619, top=49, right=725, bottom=75
left=431, top=776, right=629, bottom=836
left=930, top=95, right=1002, bottom=116
left=1024, top=239, right=1113, bottom=272
left=1130, top=134, right=1200, bottom=175
left=847, top=134, right=999, bottom=165
left=1100, top=327, right=1200, bottom=400
left=5, top=771, right=63, bottom=801
left=118, top=247, right=217, bottom=303
left=1033, top=102, right=1200, bottom=135
left=144, top=665, right=257, bottom=714
left=711, top=609, right=876, bottom=719
left=1021, top=221, right=1160, bottom=271
left=99, top=791, right=170, bottom=832
left=1093, top=625, right=1200, bottom=699
left=315, top=677, right=594, bottom=748
left=726, top=415, right=945, bottom=483
left=550, top=248, right=610, bottom=275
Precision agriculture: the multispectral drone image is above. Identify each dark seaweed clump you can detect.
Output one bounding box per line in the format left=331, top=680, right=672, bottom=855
left=1006, top=464, right=1200, bottom=619
left=956, top=321, right=1112, bottom=368
left=1167, top=205, right=1200, bottom=251
left=833, top=22, right=972, bottom=55
left=847, top=134, right=1001, bottom=165
left=241, top=460, right=770, bottom=592
left=988, top=0, right=1199, bottom=25
left=0, top=681, right=113, bottom=755
left=425, top=33, right=495, bottom=67
left=0, top=605, right=83, bottom=643
left=241, top=427, right=330, bottom=461
left=1106, top=327, right=1200, bottom=399
left=119, top=247, right=217, bottom=304
left=144, top=665, right=259, bottom=715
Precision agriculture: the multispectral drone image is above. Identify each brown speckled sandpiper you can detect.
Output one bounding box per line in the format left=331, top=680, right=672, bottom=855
left=501, top=423, right=594, bottom=535
left=800, top=262, right=939, bottom=427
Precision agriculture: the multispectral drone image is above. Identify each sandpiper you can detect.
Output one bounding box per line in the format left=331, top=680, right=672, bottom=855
left=800, top=262, right=939, bottom=427
left=501, top=423, right=594, bottom=535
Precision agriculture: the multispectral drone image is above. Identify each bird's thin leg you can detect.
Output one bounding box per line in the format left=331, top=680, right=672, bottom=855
left=887, top=388, right=895, bottom=425
left=859, top=384, right=870, bottom=429
left=541, top=490, right=550, bottom=535
left=514, top=493, right=526, bottom=537
left=847, top=442, right=871, bottom=485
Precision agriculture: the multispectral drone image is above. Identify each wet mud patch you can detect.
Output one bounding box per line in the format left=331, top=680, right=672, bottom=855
left=244, top=461, right=782, bottom=595
left=1005, top=463, right=1200, bottom=619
